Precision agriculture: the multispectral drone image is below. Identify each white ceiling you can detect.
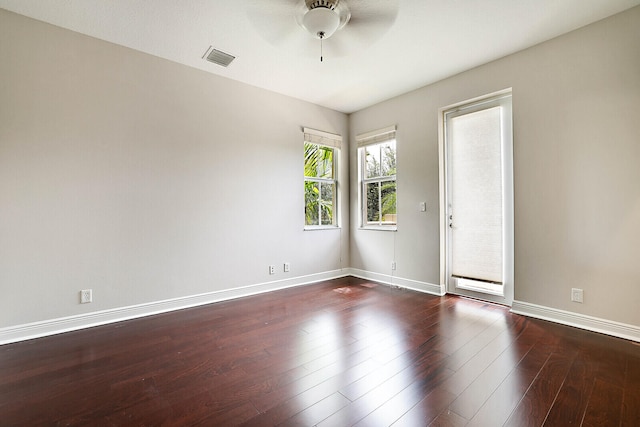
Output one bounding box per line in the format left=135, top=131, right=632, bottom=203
left=2, top=0, right=639, bottom=113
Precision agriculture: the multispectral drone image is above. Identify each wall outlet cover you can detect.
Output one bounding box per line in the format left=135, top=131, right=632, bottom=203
left=80, top=289, right=93, bottom=304
left=571, top=288, right=583, bottom=303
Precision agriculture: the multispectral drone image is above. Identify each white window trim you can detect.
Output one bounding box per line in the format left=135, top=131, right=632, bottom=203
left=356, top=125, right=397, bottom=230
left=303, top=127, right=341, bottom=230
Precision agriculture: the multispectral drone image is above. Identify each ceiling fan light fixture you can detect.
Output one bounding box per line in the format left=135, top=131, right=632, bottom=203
left=302, top=6, right=340, bottom=39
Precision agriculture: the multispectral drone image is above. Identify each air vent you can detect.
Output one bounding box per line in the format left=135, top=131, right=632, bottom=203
left=202, top=46, right=236, bottom=67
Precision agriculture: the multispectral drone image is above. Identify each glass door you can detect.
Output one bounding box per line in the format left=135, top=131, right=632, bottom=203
left=443, top=92, right=513, bottom=305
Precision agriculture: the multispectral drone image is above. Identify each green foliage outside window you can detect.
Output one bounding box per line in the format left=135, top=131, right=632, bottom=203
left=363, top=141, right=397, bottom=224
left=304, top=142, right=336, bottom=226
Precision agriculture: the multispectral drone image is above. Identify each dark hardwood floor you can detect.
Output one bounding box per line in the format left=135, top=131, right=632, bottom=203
left=1, top=276, right=639, bottom=426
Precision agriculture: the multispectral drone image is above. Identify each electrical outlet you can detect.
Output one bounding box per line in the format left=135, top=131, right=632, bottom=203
left=571, top=288, right=583, bottom=303
left=284, top=262, right=290, bottom=273
left=391, top=261, right=397, bottom=271
left=80, top=289, right=93, bottom=304
left=269, top=265, right=275, bottom=275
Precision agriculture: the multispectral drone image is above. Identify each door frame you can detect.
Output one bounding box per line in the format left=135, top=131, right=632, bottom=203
left=438, top=89, right=514, bottom=306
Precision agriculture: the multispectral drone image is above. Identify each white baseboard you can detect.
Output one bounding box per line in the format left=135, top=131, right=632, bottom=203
left=346, top=268, right=445, bottom=296
left=511, top=300, right=640, bottom=343
left=0, top=269, right=348, bottom=345
left=7, top=274, right=635, bottom=346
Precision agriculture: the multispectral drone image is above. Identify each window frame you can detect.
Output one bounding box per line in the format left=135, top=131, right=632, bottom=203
left=357, top=126, right=398, bottom=231
left=303, top=128, right=341, bottom=230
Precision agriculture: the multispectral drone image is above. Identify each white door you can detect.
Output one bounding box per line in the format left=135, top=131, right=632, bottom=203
left=443, top=92, right=513, bottom=305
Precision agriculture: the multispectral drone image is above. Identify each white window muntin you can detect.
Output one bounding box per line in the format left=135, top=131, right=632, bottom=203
left=304, top=127, right=341, bottom=229
left=357, top=125, right=397, bottom=229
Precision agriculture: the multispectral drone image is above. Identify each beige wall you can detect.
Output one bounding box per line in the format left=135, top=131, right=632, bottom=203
left=350, top=6, right=640, bottom=326
left=0, top=9, right=349, bottom=327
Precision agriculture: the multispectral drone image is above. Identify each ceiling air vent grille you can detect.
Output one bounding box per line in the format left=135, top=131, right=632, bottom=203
left=203, top=46, right=236, bottom=67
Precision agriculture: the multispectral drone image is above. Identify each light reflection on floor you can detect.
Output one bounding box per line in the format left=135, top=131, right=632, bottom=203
left=294, top=284, right=415, bottom=425
left=290, top=284, right=516, bottom=425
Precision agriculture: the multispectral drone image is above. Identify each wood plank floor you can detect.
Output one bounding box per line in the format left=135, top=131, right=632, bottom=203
left=1, top=276, right=639, bottom=426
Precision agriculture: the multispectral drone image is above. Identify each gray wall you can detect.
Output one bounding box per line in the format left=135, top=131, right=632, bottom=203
left=0, top=9, right=349, bottom=327
left=350, top=6, right=640, bottom=326
left=2, top=5, right=639, bottom=332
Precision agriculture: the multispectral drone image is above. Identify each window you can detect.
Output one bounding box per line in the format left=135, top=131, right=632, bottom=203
left=357, top=125, right=397, bottom=228
left=303, top=128, right=341, bottom=228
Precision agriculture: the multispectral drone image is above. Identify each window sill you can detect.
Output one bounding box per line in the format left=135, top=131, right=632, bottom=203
left=304, top=226, right=341, bottom=231
left=359, top=225, right=397, bottom=232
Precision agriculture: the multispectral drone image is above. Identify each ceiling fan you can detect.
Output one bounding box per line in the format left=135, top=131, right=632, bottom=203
left=248, top=0, right=400, bottom=61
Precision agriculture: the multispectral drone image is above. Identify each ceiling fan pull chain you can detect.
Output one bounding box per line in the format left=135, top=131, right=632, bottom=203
left=319, top=31, right=325, bottom=62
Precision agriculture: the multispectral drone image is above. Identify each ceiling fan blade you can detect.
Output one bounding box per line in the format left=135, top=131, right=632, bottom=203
left=321, top=0, right=400, bottom=57
left=344, top=0, right=399, bottom=40
left=246, top=0, right=400, bottom=60
left=246, top=0, right=303, bottom=46
left=347, top=0, right=400, bottom=23
left=349, top=10, right=399, bottom=30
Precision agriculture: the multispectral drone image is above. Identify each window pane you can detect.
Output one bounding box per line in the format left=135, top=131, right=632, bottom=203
left=304, top=143, right=318, bottom=178
left=381, top=180, right=397, bottom=223
left=304, top=143, right=333, bottom=179
left=317, top=146, right=333, bottom=179
left=365, top=145, right=380, bottom=179
left=320, top=183, right=334, bottom=225
left=365, top=141, right=396, bottom=178
left=380, top=141, right=396, bottom=177
left=366, top=182, right=380, bottom=222
left=304, top=181, right=319, bottom=226
left=359, top=137, right=396, bottom=228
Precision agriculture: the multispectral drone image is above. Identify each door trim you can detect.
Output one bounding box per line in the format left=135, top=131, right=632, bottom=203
left=438, top=88, right=514, bottom=306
